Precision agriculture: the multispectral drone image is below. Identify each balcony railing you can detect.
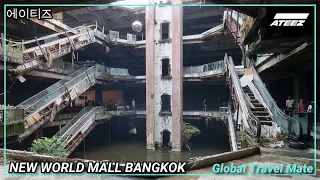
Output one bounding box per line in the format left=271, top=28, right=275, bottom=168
left=183, top=60, right=224, bottom=76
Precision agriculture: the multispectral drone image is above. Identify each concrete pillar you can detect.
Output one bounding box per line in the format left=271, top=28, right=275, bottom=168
left=293, top=75, right=299, bottom=107
left=95, top=88, right=103, bottom=105
left=171, top=0, right=183, bottom=152
left=146, top=1, right=156, bottom=150
left=145, top=0, right=182, bottom=151
left=293, top=73, right=309, bottom=109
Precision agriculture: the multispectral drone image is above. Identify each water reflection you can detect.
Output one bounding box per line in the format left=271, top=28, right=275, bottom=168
left=70, top=117, right=230, bottom=162
left=71, top=140, right=230, bottom=162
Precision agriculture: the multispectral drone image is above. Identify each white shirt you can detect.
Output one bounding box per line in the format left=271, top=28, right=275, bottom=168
left=307, top=104, right=313, bottom=113
left=286, top=99, right=294, bottom=108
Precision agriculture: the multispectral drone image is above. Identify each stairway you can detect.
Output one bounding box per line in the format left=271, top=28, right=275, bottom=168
left=242, top=86, right=272, bottom=126
left=234, top=121, right=242, bottom=150
left=16, top=66, right=97, bottom=141
left=56, top=106, right=104, bottom=155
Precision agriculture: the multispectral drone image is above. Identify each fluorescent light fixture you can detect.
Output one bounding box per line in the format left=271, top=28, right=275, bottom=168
left=110, top=0, right=149, bottom=9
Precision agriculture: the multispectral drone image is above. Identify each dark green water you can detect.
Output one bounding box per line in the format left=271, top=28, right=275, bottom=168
left=71, top=141, right=230, bottom=162
left=70, top=118, right=231, bottom=162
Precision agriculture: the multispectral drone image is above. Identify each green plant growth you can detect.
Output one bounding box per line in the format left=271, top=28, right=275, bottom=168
left=246, top=43, right=256, bottom=56
left=29, top=136, right=68, bottom=157
left=236, top=131, right=252, bottom=148
left=239, top=16, right=248, bottom=35
left=104, top=34, right=110, bottom=43
left=181, top=121, right=201, bottom=152
left=276, top=132, right=289, bottom=141
left=6, top=40, right=13, bottom=48
left=7, top=69, right=22, bottom=75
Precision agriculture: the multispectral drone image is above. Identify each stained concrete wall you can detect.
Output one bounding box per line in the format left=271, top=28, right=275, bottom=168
left=74, top=90, right=96, bottom=106
left=153, top=6, right=174, bottom=147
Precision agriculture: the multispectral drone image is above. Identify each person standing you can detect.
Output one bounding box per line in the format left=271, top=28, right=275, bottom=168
left=297, top=99, right=305, bottom=112
left=203, top=99, right=207, bottom=112
left=286, top=96, right=294, bottom=116
left=307, top=101, right=314, bottom=136
left=307, top=101, right=314, bottom=113
left=132, top=99, right=136, bottom=110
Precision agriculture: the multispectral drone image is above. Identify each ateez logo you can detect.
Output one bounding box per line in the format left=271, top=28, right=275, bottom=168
left=270, top=13, right=309, bottom=26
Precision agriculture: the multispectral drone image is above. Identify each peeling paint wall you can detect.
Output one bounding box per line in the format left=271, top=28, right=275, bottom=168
left=153, top=6, right=174, bottom=146
left=146, top=0, right=182, bottom=150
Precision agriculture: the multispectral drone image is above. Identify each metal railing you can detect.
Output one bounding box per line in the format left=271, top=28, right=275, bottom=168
left=183, top=60, right=224, bottom=75
left=37, top=60, right=82, bottom=75
left=226, top=54, right=261, bottom=139
left=58, top=106, right=104, bottom=149
left=16, top=66, right=91, bottom=109
left=227, top=107, right=238, bottom=151
left=251, top=62, right=301, bottom=139
left=226, top=9, right=252, bottom=43
left=56, top=106, right=95, bottom=137
left=96, top=64, right=130, bottom=76
left=18, top=65, right=96, bottom=116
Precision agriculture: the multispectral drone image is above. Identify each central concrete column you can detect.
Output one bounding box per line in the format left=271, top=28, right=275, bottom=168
left=146, top=1, right=156, bottom=150
left=145, top=0, right=183, bottom=151
left=171, top=0, right=183, bottom=152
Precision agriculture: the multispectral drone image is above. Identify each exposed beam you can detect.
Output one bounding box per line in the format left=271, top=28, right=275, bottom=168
left=30, top=18, right=76, bottom=34
left=130, top=47, right=239, bottom=57
left=25, top=70, right=66, bottom=79
left=256, top=42, right=311, bottom=73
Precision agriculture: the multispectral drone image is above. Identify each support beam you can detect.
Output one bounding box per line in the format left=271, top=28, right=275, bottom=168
left=30, top=18, right=78, bottom=34
left=255, top=42, right=310, bottom=73
left=171, top=0, right=183, bottom=152
left=145, top=1, right=155, bottom=151
left=146, top=0, right=183, bottom=151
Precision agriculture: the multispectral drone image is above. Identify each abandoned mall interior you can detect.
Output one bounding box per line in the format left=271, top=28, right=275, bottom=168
left=0, top=0, right=319, bottom=176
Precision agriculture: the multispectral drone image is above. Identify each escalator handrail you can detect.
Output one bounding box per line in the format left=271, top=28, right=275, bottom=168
left=250, top=63, right=301, bottom=138
left=23, top=66, right=96, bottom=115
left=16, top=66, right=90, bottom=108
left=60, top=106, right=103, bottom=147
left=56, top=106, right=95, bottom=137
left=226, top=54, right=261, bottom=139
left=227, top=107, right=238, bottom=151
left=59, top=107, right=97, bottom=140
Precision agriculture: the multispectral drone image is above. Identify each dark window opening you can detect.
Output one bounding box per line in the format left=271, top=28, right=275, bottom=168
left=79, top=96, right=87, bottom=100
left=162, top=130, right=171, bottom=147
left=161, top=94, right=171, bottom=112
left=162, top=58, right=170, bottom=76
left=161, top=22, right=169, bottom=40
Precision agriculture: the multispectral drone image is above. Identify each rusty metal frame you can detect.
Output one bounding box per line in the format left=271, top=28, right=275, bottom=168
left=35, top=37, right=48, bottom=61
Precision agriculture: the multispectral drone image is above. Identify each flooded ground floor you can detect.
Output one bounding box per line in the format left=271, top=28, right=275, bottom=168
left=69, top=117, right=231, bottom=162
